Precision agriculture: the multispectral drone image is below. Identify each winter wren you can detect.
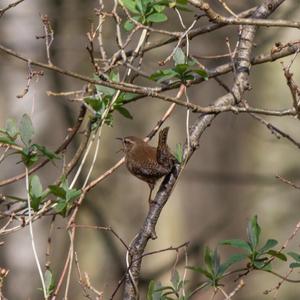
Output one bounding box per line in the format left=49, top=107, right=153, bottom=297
left=119, top=127, right=176, bottom=203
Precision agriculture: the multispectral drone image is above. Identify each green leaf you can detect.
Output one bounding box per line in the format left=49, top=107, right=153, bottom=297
left=30, top=175, right=43, bottom=198
left=212, top=248, right=221, bottom=275
left=48, top=185, right=66, bottom=199
left=116, top=106, right=133, bottom=119
left=66, top=188, right=81, bottom=202
left=220, top=239, right=252, bottom=253
left=147, top=281, right=163, bottom=300
left=21, top=155, right=38, bottom=167
left=267, top=250, right=287, bottom=261
left=147, top=280, right=155, bottom=300
left=192, top=69, right=209, bottom=80
left=19, top=114, right=34, bottom=146
left=44, top=269, right=55, bottom=296
left=109, top=71, right=120, bottom=83
left=150, top=69, right=178, bottom=82
left=290, top=262, right=300, bottom=268
left=95, top=84, right=115, bottom=97
left=258, top=239, right=278, bottom=254
left=124, top=19, right=135, bottom=31
left=219, top=253, right=248, bottom=275
left=204, top=247, right=214, bottom=273
left=153, top=4, right=165, bottom=12
left=29, top=175, right=43, bottom=211
left=187, top=266, right=213, bottom=280
left=173, top=3, right=191, bottom=12
left=50, top=178, right=81, bottom=205
left=157, top=0, right=170, bottom=5
left=33, top=144, right=59, bottom=160
left=104, top=113, right=113, bottom=127
left=181, top=74, right=194, bottom=81
left=175, top=143, right=183, bottom=163
left=173, top=48, right=186, bottom=65
left=170, top=270, right=180, bottom=290
left=288, top=251, right=300, bottom=262
left=155, top=286, right=174, bottom=293
left=5, top=118, right=18, bottom=139
left=247, top=215, right=261, bottom=250
left=120, top=0, right=139, bottom=14
left=253, top=259, right=271, bottom=270
left=187, top=58, right=196, bottom=67
left=124, top=14, right=141, bottom=31
left=94, top=74, right=116, bottom=96
left=54, top=200, right=68, bottom=214
left=135, top=0, right=144, bottom=14
left=52, top=180, right=76, bottom=216
left=0, top=135, right=17, bottom=146
left=177, top=0, right=188, bottom=4
left=174, top=64, right=189, bottom=75
left=60, top=177, right=69, bottom=189
left=84, top=97, right=103, bottom=111
left=120, top=92, right=137, bottom=102
left=147, top=12, right=167, bottom=23
left=21, top=147, right=38, bottom=167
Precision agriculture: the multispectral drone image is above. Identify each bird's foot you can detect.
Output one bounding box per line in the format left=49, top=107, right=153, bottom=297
left=148, top=199, right=157, bottom=206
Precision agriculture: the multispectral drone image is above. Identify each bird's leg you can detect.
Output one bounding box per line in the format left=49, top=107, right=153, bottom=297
left=148, top=186, right=153, bottom=204
left=147, top=183, right=156, bottom=205
left=147, top=183, right=158, bottom=239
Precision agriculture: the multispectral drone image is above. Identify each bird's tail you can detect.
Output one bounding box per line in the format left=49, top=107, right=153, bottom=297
left=157, top=127, right=176, bottom=168
left=158, top=127, right=169, bottom=148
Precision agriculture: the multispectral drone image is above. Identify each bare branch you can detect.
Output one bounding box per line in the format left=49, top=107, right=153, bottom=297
left=0, top=0, right=24, bottom=17
left=189, top=0, right=298, bottom=29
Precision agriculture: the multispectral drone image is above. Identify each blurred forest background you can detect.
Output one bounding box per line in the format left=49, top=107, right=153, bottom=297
left=1, top=0, right=300, bottom=299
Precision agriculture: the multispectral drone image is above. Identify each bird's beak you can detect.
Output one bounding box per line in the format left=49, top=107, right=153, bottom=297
left=116, top=137, right=123, bottom=142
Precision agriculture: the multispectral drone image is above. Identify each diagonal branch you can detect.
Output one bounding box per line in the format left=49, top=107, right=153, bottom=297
left=0, top=0, right=24, bottom=17
left=188, top=0, right=298, bottom=29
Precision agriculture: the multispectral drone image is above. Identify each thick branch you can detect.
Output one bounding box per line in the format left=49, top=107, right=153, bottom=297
left=188, top=0, right=298, bottom=29
left=1, top=42, right=299, bottom=116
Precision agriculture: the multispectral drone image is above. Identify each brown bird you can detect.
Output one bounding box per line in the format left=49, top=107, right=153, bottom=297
left=118, top=127, right=176, bottom=203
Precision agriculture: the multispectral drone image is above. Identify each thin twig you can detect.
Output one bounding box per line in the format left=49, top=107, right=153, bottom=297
left=0, top=0, right=24, bottom=17
left=226, top=280, right=245, bottom=299
left=45, top=215, right=56, bottom=269
left=64, top=229, right=75, bottom=299
left=73, top=224, right=129, bottom=251
left=25, top=167, right=47, bottom=299
left=276, top=175, right=300, bottom=189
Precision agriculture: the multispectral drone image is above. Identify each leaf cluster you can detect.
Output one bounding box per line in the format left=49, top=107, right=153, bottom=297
left=148, top=270, right=186, bottom=300
left=121, top=0, right=189, bottom=31
left=49, top=178, right=81, bottom=216
left=0, top=114, right=59, bottom=167
left=84, top=72, right=135, bottom=128
left=148, top=216, right=300, bottom=299
left=150, top=48, right=208, bottom=84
